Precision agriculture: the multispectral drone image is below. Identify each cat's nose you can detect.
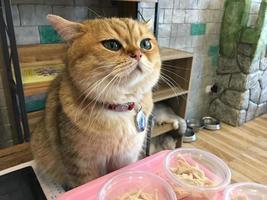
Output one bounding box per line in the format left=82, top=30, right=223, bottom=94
left=129, top=50, right=142, bottom=61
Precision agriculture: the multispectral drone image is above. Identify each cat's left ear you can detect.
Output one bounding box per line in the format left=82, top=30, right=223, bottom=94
left=145, top=19, right=154, bottom=31
left=47, top=14, right=87, bottom=41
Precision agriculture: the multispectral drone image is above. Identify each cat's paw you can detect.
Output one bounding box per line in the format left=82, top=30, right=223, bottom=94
left=156, top=120, right=164, bottom=126
left=172, top=120, right=179, bottom=130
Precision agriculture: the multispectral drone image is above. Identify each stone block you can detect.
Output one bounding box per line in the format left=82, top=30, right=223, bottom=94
left=163, top=9, right=172, bottom=23
left=209, top=98, right=246, bottom=126
left=169, top=36, right=192, bottom=49
left=74, top=0, right=98, bottom=6
left=259, top=87, right=267, bottom=103
left=206, top=23, right=221, bottom=35
left=250, top=81, right=261, bottom=103
left=217, top=56, right=241, bottom=74
left=185, top=10, right=205, bottom=23
left=172, top=9, right=185, bottom=23
left=158, top=9, right=164, bottom=23
left=158, top=37, right=170, bottom=47
left=237, top=54, right=256, bottom=74
left=39, top=25, right=63, bottom=44
left=11, top=5, right=20, bottom=26
left=255, top=102, right=267, bottom=117
left=179, top=0, right=197, bottom=9
left=208, top=0, right=224, bottom=10
left=14, top=26, right=40, bottom=45
left=208, top=45, right=219, bottom=56
left=142, top=8, right=155, bottom=22
left=250, top=2, right=261, bottom=13
left=248, top=71, right=260, bottom=88
left=247, top=14, right=258, bottom=27
left=158, top=23, right=171, bottom=38
left=171, top=23, right=190, bottom=37
left=19, top=5, right=51, bottom=25
left=45, top=0, right=74, bottom=5
left=192, top=35, right=207, bottom=48
left=73, top=7, right=88, bottom=21
left=259, top=69, right=267, bottom=89
left=221, top=89, right=249, bottom=110
left=173, top=0, right=180, bottom=8
left=246, top=101, right=257, bottom=121
left=159, top=0, right=174, bottom=8
left=229, top=71, right=260, bottom=92
left=191, top=23, right=206, bottom=36
left=229, top=73, right=247, bottom=91
left=139, top=2, right=155, bottom=8
left=204, top=10, right=223, bottom=23
left=52, top=6, right=88, bottom=21
left=216, top=74, right=231, bottom=89
left=11, top=0, right=43, bottom=4
left=198, top=0, right=211, bottom=9
left=260, top=57, right=267, bottom=71
left=238, top=43, right=254, bottom=57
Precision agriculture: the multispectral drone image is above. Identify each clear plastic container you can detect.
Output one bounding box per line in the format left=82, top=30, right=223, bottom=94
left=97, top=170, right=176, bottom=200
left=163, top=148, right=231, bottom=200
left=224, top=182, right=267, bottom=200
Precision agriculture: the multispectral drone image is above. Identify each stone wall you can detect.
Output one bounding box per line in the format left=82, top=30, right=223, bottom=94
left=209, top=0, right=267, bottom=126
left=140, top=0, right=225, bottom=119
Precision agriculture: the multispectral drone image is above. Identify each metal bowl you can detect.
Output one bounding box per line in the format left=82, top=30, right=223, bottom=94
left=183, top=127, right=196, bottom=143
left=202, top=116, right=221, bottom=130
left=186, top=119, right=204, bottom=132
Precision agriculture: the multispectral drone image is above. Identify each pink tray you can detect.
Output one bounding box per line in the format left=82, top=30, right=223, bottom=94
left=57, top=150, right=223, bottom=200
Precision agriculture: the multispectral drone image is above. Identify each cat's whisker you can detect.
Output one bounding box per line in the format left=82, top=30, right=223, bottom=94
left=160, top=71, right=188, bottom=100
left=160, top=72, right=180, bottom=88
left=159, top=75, right=180, bottom=101
left=87, top=75, right=120, bottom=129
left=75, top=72, right=115, bottom=122
left=161, top=68, right=189, bottom=82
left=161, top=63, right=191, bottom=71
left=160, top=71, right=185, bottom=95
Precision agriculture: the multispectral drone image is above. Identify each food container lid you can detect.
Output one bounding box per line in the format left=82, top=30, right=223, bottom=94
left=98, top=171, right=176, bottom=200
left=164, top=148, right=231, bottom=192
left=224, top=182, right=267, bottom=200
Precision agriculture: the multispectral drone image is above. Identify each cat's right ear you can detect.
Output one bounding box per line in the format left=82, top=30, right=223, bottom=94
left=47, top=14, right=87, bottom=41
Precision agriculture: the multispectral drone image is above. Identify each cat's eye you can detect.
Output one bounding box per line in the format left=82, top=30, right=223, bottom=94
left=140, top=38, right=152, bottom=50
left=102, top=39, right=122, bottom=51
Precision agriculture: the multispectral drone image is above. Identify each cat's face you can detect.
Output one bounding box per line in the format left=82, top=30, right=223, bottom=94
left=48, top=15, right=161, bottom=103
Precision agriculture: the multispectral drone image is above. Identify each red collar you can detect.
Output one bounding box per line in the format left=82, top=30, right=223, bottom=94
left=104, top=102, right=135, bottom=112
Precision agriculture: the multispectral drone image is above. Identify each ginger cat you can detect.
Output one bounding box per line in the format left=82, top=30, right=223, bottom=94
left=30, top=15, right=161, bottom=188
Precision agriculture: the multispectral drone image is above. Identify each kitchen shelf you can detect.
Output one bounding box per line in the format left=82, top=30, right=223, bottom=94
left=160, top=47, right=193, bottom=61
left=152, top=123, right=174, bottom=138
left=153, top=84, right=188, bottom=103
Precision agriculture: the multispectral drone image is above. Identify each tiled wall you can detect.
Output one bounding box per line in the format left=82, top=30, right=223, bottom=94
left=10, top=0, right=118, bottom=45
left=140, top=0, right=224, bottom=119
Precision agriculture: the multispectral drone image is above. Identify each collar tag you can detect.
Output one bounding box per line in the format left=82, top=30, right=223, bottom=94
left=135, top=105, right=147, bottom=133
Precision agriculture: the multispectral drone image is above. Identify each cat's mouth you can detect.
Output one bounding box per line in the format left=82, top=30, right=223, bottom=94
left=136, top=65, right=143, bottom=72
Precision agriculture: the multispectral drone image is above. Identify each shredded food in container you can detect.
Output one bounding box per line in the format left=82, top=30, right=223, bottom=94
left=117, top=189, right=159, bottom=200
left=170, top=154, right=215, bottom=187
